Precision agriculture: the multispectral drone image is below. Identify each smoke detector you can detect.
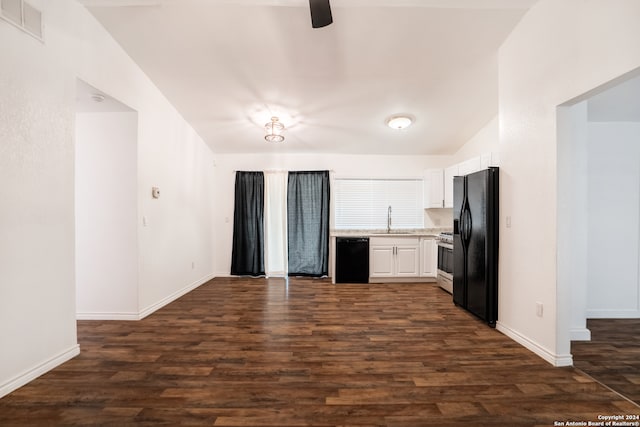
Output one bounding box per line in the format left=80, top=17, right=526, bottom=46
left=91, top=93, right=105, bottom=103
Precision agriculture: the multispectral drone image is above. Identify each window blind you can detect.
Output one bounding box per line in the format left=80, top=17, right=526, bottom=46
left=334, top=178, right=424, bottom=229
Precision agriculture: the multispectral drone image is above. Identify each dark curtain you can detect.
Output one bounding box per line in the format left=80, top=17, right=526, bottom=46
left=230, top=171, right=265, bottom=276
left=287, top=171, right=330, bottom=276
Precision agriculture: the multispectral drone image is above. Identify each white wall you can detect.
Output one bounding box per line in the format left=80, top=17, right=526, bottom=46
left=451, top=115, right=499, bottom=164
left=69, top=2, right=216, bottom=317
left=76, top=112, right=138, bottom=318
left=213, top=153, right=451, bottom=275
left=497, top=0, right=640, bottom=366
left=586, top=122, right=640, bottom=318
left=136, top=112, right=215, bottom=317
left=0, top=0, right=79, bottom=398
left=557, top=101, right=590, bottom=341
left=0, top=0, right=215, bottom=397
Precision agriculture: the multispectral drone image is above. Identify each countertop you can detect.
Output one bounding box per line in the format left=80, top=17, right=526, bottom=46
left=330, top=228, right=451, bottom=238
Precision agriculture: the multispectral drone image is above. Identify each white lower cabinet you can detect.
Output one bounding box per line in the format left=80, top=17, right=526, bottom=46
left=370, top=237, right=420, bottom=278
left=370, top=244, right=395, bottom=276
left=420, top=237, right=437, bottom=278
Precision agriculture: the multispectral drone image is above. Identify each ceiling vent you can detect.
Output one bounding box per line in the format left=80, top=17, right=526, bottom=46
left=0, top=0, right=43, bottom=41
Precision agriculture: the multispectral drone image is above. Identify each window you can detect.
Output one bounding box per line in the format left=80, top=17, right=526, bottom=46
left=334, top=178, right=424, bottom=230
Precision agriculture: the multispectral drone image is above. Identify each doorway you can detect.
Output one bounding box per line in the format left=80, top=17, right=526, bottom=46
left=557, top=69, right=640, bottom=403
left=75, top=79, right=139, bottom=320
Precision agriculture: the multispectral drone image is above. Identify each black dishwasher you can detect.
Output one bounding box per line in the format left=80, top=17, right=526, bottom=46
left=335, top=237, right=369, bottom=283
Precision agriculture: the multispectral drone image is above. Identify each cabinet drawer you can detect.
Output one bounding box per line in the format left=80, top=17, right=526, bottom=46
left=370, top=236, right=419, bottom=247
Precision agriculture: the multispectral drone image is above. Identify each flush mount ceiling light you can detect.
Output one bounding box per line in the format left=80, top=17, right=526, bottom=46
left=386, top=115, right=414, bottom=130
left=265, top=116, right=285, bottom=143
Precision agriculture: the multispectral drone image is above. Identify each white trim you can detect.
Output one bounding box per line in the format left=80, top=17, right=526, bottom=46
left=496, top=321, right=573, bottom=367
left=570, top=328, right=591, bottom=341
left=586, top=309, right=640, bottom=319
left=214, top=272, right=232, bottom=277
left=77, top=274, right=215, bottom=320
left=76, top=312, right=140, bottom=321
left=138, top=273, right=214, bottom=319
left=0, top=344, right=80, bottom=399
left=368, top=277, right=436, bottom=283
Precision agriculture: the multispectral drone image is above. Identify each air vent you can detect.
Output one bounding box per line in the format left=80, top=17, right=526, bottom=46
left=1, top=0, right=21, bottom=23
left=0, top=0, right=43, bottom=41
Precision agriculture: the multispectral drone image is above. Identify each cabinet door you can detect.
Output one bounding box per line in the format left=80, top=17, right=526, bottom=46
left=480, top=152, right=500, bottom=169
left=424, top=169, right=444, bottom=208
left=420, top=238, right=437, bottom=278
left=444, top=165, right=458, bottom=208
left=395, top=245, right=420, bottom=277
left=370, top=245, right=394, bottom=277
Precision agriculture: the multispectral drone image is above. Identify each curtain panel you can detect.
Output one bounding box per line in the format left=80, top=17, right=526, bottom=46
left=287, top=171, right=330, bottom=277
left=230, top=171, right=265, bottom=276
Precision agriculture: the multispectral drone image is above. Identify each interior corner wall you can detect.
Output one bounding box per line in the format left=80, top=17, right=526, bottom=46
left=136, top=114, right=215, bottom=317
left=75, top=112, right=138, bottom=319
left=497, top=0, right=640, bottom=366
left=64, top=1, right=216, bottom=317
left=0, top=0, right=215, bottom=397
left=451, top=115, right=499, bottom=164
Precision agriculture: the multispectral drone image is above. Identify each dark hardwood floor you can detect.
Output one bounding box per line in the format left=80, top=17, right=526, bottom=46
left=1, top=277, right=638, bottom=426
left=572, top=318, right=640, bottom=406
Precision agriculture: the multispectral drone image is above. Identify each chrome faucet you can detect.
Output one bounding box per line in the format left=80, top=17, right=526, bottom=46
left=387, top=205, right=392, bottom=233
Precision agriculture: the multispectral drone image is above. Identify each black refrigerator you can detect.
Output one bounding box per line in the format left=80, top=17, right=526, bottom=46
left=453, top=167, right=499, bottom=327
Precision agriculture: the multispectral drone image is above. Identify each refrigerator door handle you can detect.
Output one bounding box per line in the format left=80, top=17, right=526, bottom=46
left=459, top=203, right=468, bottom=252
left=464, top=208, right=472, bottom=242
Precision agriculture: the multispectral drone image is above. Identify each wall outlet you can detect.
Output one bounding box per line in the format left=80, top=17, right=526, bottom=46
left=191, top=261, right=195, bottom=269
left=506, top=215, right=512, bottom=228
left=536, top=302, right=543, bottom=317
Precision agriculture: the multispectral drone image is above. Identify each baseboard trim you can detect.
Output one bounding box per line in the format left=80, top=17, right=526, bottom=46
left=368, top=277, right=437, bottom=284
left=586, top=309, right=640, bottom=319
left=496, top=321, right=573, bottom=367
left=0, top=344, right=80, bottom=399
left=76, top=312, right=140, bottom=321
left=138, top=273, right=215, bottom=319
left=570, top=327, right=592, bottom=341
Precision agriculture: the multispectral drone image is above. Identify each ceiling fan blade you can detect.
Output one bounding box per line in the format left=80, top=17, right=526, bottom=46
left=309, top=0, right=333, bottom=28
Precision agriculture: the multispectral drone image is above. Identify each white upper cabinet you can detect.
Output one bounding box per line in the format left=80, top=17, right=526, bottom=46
left=457, top=156, right=482, bottom=176
left=480, top=152, right=500, bottom=169
left=444, top=164, right=458, bottom=209
left=423, top=169, right=444, bottom=209
left=429, top=152, right=499, bottom=210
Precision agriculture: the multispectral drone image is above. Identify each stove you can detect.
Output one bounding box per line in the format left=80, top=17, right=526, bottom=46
left=438, top=232, right=453, bottom=245
left=436, top=232, right=453, bottom=294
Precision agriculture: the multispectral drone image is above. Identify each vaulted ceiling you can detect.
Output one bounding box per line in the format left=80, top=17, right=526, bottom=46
left=80, top=0, right=537, bottom=154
